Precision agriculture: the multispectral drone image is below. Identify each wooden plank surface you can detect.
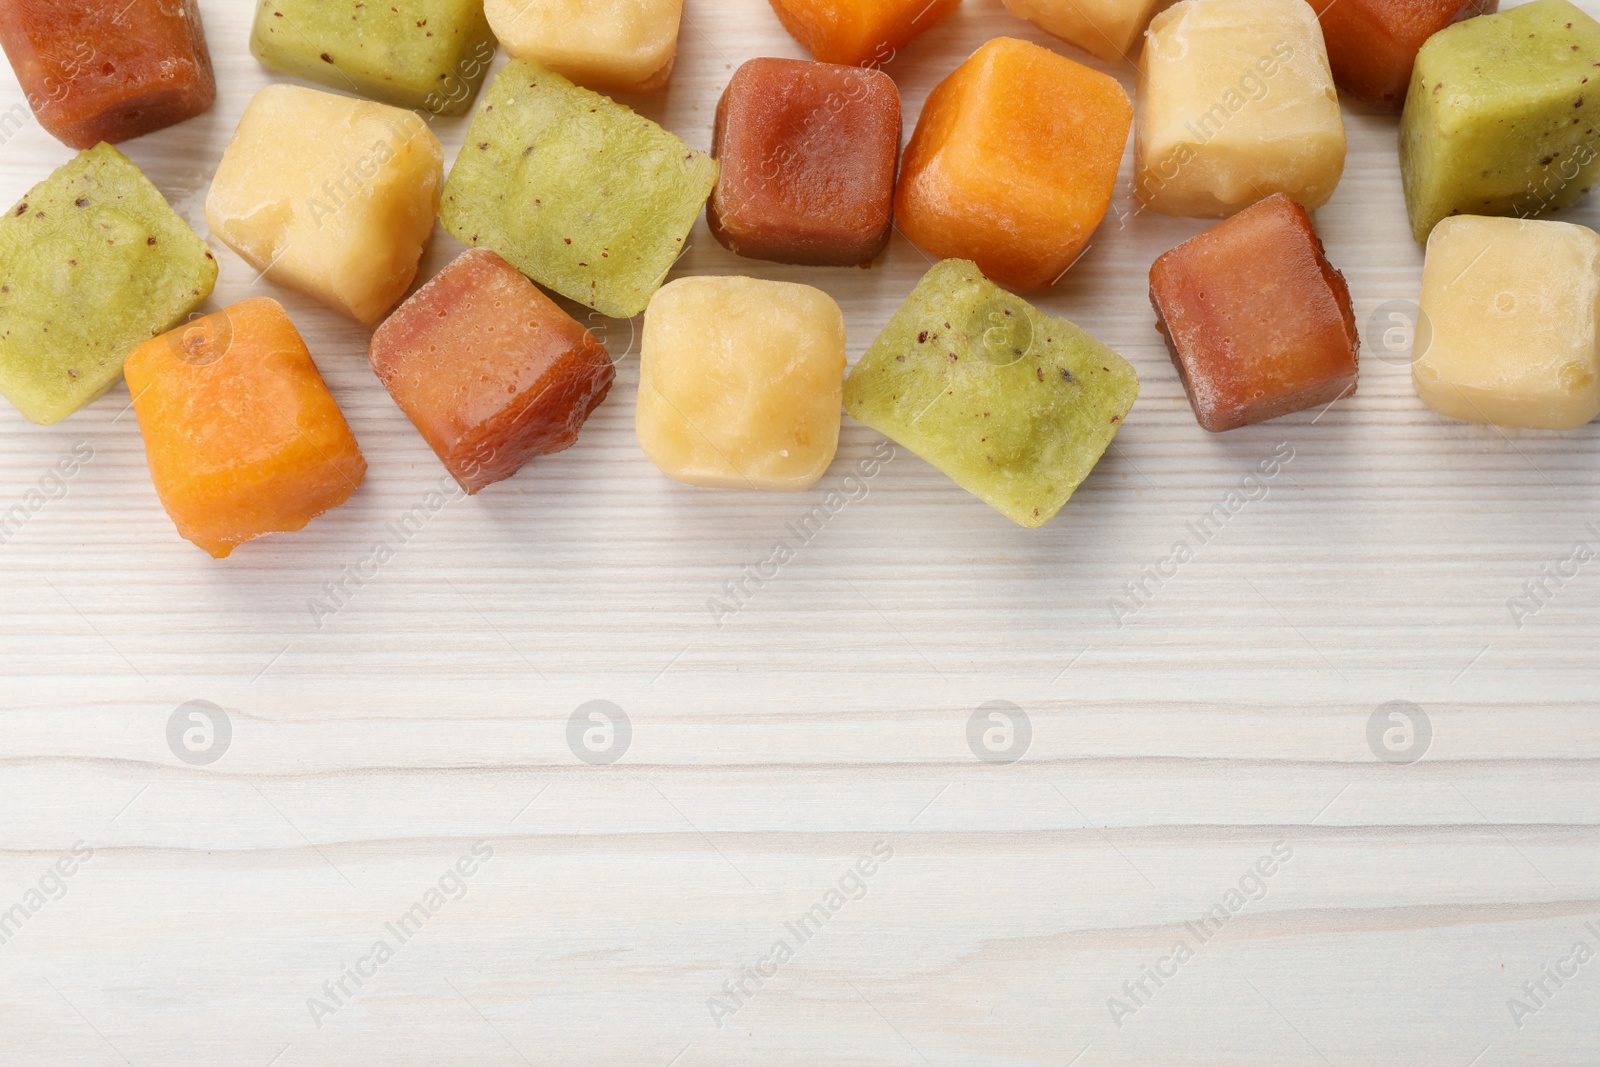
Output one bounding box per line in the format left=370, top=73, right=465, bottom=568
left=2, top=1, right=1598, bottom=1064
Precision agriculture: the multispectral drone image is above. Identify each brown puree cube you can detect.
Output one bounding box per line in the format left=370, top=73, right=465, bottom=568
left=1313, top=0, right=1498, bottom=113
left=0, top=0, right=215, bottom=149
left=1149, top=194, right=1358, bottom=433
left=709, top=58, right=901, bottom=268
left=369, top=249, right=616, bottom=495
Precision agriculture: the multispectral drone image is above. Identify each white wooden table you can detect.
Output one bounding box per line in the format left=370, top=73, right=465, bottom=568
left=2, top=1, right=1598, bottom=1063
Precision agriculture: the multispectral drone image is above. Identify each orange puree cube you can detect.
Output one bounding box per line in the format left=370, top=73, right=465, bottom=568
left=125, top=298, right=366, bottom=559
left=895, top=37, right=1131, bottom=291
left=767, top=0, right=962, bottom=67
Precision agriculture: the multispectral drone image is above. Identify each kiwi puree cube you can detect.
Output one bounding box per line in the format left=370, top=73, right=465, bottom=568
left=0, top=143, right=216, bottom=425
left=440, top=58, right=718, bottom=320
left=250, top=0, right=496, bottom=116
left=1400, top=0, right=1600, bottom=241
left=843, top=260, right=1138, bottom=528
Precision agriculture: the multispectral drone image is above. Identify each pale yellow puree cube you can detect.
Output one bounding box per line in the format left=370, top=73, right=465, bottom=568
left=1414, top=216, right=1600, bottom=431
left=485, top=0, right=683, bottom=94
left=637, top=276, right=847, bottom=491
left=205, top=85, right=443, bottom=325
left=1135, top=0, right=1345, bottom=217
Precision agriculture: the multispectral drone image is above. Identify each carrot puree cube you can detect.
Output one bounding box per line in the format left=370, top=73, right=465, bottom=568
left=709, top=58, right=901, bottom=267
left=369, top=249, right=616, bottom=494
left=125, top=298, right=367, bottom=559
left=205, top=85, right=443, bottom=325
left=767, top=0, right=961, bottom=67
left=1000, top=0, right=1178, bottom=63
left=0, top=0, right=216, bottom=149
left=895, top=37, right=1131, bottom=291
left=1149, top=193, right=1358, bottom=433
left=1312, top=0, right=1497, bottom=113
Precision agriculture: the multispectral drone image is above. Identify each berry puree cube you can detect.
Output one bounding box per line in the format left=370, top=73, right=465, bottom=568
left=1001, top=0, right=1178, bottom=63
left=1137, top=0, right=1346, bottom=217
left=250, top=0, right=497, bottom=116
left=637, top=276, right=846, bottom=491
left=709, top=58, right=901, bottom=268
left=206, top=85, right=444, bottom=325
left=0, top=0, right=216, bottom=149
left=124, top=299, right=367, bottom=559
left=1313, top=0, right=1497, bottom=113
left=1400, top=0, right=1600, bottom=243
left=843, top=260, right=1139, bottom=528
left=0, top=144, right=216, bottom=425
left=767, top=0, right=961, bottom=67
left=485, top=0, right=683, bottom=94
left=369, top=249, right=616, bottom=494
left=896, top=38, right=1131, bottom=291
left=1149, top=193, right=1358, bottom=433
left=1413, top=216, right=1600, bottom=430
left=441, top=59, right=718, bottom=320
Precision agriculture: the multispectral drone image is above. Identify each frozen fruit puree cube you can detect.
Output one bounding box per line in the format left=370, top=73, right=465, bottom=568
left=637, top=276, right=846, bottom=491
left=0, top=144, right=216, bottom=425
left=1149, top=194, right=1357, bottom=433
left=1400, top=0, right=1600, bottom=243
left=250, top=0, right=496, bottom=116
left=1313, top=0, right=1497, bottom=113
left=1136, top=0, right=1346, bottom=218
left=370, top=249, right=616, bottom=494
left=0, top=0, right=216, bottom=149
left=205, top=85, right=443, bottom=325
left=124, top=299, right=367, bottom=559
left=1000, top=0, right=1178, bottom=63
left=441, top=59, right=718, bottom=320
left=895, top=38, right=1131, bottom=291
left=710, top=58, right=901, bottom=267
left=767, top=0, right=961, bottom=67
left=843, top=260, right=1139, bottom=528
left=485, top=0, right=683, bottom=94
left=1413, top=216, right=1600, bottom=430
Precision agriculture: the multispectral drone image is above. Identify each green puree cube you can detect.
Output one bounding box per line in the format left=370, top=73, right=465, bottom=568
left=844, top=260, right=1139, bottom=529
left=441, top=59, right=719, bottom=319
left=1400, top=0, right=1600, bottom=242
left=0, top=144, right=216, bottom=426
left=250, top=0, right=496, bottom=116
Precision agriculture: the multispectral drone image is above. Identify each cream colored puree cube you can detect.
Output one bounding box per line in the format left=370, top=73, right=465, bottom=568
left=1002, top=0, right=1177, bottom=63
left=1136, top=0, right=1345, bottom=217
left=485, top=0, right=683, bottom=94
left=205, top=85, right=443, bottom=325
left=637, top=277, right=847, bottom=490
left=1414, top=216, right=1600, bottom=431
